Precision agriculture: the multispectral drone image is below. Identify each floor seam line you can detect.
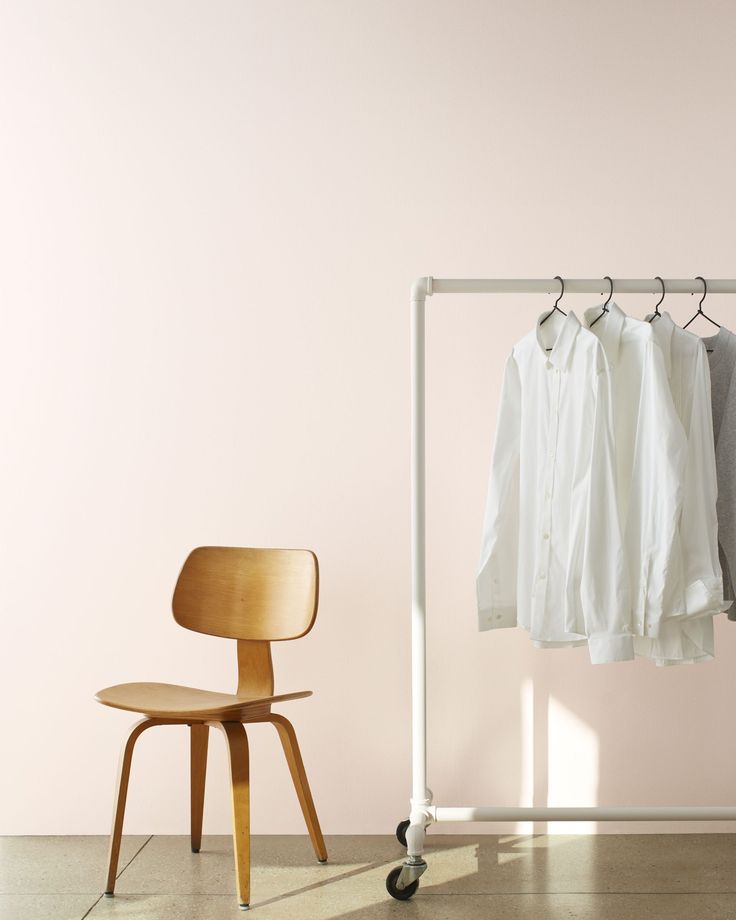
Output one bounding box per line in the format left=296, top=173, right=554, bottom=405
left=116, top=834, right=154, bottom=880
left=79, top=893, right=103, bottom=919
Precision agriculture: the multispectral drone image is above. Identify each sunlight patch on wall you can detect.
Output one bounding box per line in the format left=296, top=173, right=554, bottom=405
left=547, top=694, right=599, bottom=833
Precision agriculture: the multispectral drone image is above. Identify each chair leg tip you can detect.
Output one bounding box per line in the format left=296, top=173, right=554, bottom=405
left=239, top=903, right=250, bottom=910
left=318, top=858, right=328, bottom=864
left=103, top=892, right=114, bottom=898
left=191, top=848, right=200, bottom=853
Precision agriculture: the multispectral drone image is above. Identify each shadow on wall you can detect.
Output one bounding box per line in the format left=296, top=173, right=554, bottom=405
left=518, top=617, right=736, bottom=835
left=424, top=612, right=736, bottom=837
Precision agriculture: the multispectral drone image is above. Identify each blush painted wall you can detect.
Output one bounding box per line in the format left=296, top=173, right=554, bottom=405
left=2, top=0, right=736, bottom=835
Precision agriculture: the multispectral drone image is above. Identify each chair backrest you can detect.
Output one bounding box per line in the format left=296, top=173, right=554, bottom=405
left=172, top=546, right=319, bottom=641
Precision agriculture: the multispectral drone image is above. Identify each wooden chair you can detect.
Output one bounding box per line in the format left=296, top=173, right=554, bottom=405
left=95, top=546, right=327, bottom=911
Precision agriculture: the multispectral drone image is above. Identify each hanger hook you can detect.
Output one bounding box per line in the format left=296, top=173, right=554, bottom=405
left=589, top=277, right=613, bottom=327
left=553, top=275, right=564, bottom=308
left=654, top=276, right=665, bottom=313
left=540, top=276, right=567, bottom=325
left=695, top=275, right=707, bottom=311
left=603, top=276, right=613, bottom=308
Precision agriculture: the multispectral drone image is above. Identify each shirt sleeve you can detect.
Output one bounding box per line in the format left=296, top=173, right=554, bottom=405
left=716, top=368, right=736, bottom=618
left=676, top=340, right=729, bottom=617
left=581, top=344, right=633, bottom=664
left=476, top=351, right=521, bottom=631
left=630, top=340, right=688, bottom=635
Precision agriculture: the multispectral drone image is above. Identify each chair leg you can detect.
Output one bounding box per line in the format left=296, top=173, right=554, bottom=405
left=269, top=713, right=328, bottom=863
left=214, top=721, right=251, bottom=910
left=190, top=723, right=209, bottom=853
left=104, top=717, right=161, bottom=896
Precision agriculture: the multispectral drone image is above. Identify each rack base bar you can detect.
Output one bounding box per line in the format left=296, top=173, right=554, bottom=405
left=432, top=806, right=736, bottom=823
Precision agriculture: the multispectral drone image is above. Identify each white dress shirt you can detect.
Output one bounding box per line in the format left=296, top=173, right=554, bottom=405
left=476, top=309, right=634, bottom=664
left=634, top=311, right=730, bottom=665
left=582, top=303, right=687, bottom=640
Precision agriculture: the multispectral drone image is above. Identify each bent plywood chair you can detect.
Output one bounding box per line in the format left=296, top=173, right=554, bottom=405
left=95, top=546, right=327, bottom=910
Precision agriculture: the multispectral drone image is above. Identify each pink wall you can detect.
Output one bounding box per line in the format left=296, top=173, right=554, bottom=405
left=2, top=0, right=736, bottom=835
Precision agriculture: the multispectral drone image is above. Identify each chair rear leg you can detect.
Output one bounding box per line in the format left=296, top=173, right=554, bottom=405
left=104, top=718, right=160, bottom=895
left=269, top=713, right=328, bottom=863
left=214, top=721, right=251, bottom=910
left=190, top=723, right=209, bottom=853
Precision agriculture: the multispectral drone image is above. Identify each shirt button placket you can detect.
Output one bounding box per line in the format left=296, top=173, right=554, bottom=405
left=539, top=367, right=561, bottom=615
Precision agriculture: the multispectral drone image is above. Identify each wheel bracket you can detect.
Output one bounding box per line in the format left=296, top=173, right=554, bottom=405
left=395, top=858, right=427, bottom=890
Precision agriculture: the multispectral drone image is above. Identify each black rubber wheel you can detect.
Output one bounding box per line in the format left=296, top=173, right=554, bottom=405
left=395, top=818, right=410, bottom=848
left=385, top=866, right=419, bottom=901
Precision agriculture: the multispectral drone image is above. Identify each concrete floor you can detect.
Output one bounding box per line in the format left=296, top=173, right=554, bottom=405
left=2, top=834, right=736, bottom=918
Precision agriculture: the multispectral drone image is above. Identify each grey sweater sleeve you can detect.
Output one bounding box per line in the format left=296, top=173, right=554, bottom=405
left=715, top=367, right=736, bottom=615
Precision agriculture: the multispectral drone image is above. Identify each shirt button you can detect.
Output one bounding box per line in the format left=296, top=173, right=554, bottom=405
left=543, top=532, right=550, bottom=540
left=539, top=572, right=546, bottom=580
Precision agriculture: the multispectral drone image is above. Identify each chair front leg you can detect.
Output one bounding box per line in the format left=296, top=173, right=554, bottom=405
left=269, top=713, right=328, bottom=863
left=104, top=717, right=162, bottom=895
left=190, top=723, right=209, bottom=852
left=212, top=721, right=251, bottom=910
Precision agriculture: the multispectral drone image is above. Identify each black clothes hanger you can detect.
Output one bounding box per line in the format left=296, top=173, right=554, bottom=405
left=541, top=276, right=566, bottom=351
left=589, top=276, right=614, bottom=327
left=683, top=278, right=720, bottom=344
left=540, top=276, right=567, bottom=326
left=648, top=276, right=665, bottom=321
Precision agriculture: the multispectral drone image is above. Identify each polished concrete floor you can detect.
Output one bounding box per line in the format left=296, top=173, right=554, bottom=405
left=2, top=833, right=736, bottom=918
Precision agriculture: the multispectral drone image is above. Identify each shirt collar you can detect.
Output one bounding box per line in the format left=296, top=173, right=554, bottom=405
left=583, top=301, right=627, bottom=365
left=644, top=310, right=675, bottom=378
left=535, top=309, right=581, bottom=371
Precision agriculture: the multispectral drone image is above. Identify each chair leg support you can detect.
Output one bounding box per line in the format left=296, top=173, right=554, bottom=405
left=103, top=714, right=319, bottom=908
left=190, top=723, right=209, bottom=852
left=269, top=713, right=328, bottom=863
left=104, top=717, right=162, bottom=896
left=213, top=721, right=251, bottom=910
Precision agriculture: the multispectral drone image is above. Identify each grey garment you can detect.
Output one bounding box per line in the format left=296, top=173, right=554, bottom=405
left=703, top=325, right=736, bottom=615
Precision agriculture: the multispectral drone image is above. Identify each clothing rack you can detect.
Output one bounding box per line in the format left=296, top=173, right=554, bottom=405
left=386, top=277, right=736, bottom=902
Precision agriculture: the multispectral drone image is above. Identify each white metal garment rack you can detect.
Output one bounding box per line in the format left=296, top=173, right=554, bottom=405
left=385, top=276, right=736, bottom=902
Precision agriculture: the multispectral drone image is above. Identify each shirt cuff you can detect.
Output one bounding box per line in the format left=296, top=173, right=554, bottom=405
left=478, top=605, right=517, bottom=631
left=685, top=576, right=727, bottom=617
left=658, top=578, right=733, bottom=622
left=587, top=632, right=634, bottom=664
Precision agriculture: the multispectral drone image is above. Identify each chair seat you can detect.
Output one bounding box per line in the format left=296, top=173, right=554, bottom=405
left=95, top=682, right=312, bottom=720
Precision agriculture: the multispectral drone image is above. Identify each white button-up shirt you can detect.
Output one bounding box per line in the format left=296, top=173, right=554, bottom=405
left=476, top=309, right=634, bottom=664
left=649, top=310, right=727, bottom=618
left=634, top=310, right=730, bottom=665
left=582, top=303, right=687, bottom=640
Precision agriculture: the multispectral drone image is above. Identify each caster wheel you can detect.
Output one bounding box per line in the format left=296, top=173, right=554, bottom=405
left=396, top=818, right=410, bottom=848
left=386, top=866, right=419, bottom=901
